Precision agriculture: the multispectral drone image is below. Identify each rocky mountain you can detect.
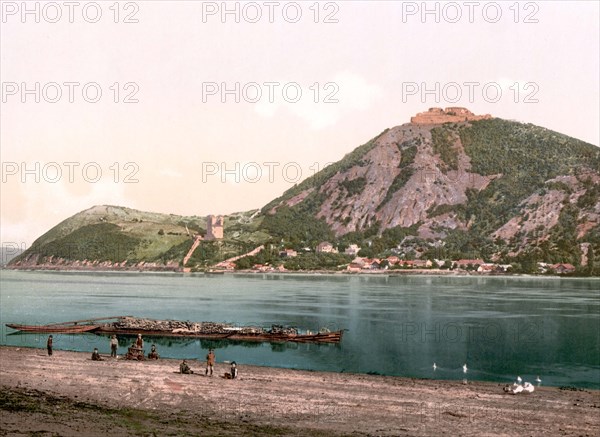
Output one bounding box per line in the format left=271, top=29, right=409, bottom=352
left=10, top=108, right=600, bottom=273
left=261, top=108, right=600, bottom=270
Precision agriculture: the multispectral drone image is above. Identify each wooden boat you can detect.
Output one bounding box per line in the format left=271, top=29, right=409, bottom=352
left=6, top=323, right=100, bottom=334
left=5, top=316, right=128, bottom=334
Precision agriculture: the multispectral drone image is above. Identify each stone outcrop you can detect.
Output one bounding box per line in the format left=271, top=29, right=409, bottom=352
left=410, top=107, right=492, bottom=124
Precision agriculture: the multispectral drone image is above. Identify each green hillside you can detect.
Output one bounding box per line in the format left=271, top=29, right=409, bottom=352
left=11, top=206, right=267, bottom=268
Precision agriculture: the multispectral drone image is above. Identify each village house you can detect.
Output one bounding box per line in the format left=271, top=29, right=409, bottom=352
left=346, top=262, right=363, bottom=272
left=433, top=259, right=446, bottom=268
left=352, top=257, right=366, bottom=267
left=386, top=256, right=400, bottom=265
left=316, top=242, right=338, bottom=254
left=551, top=263, right=576, bottom=274
left=367, top=259, right=382, bottom=270
left=412, top=259, right=433, bottom=268
left=345, top=244, right=361, bottom=256
left=477, top=263, right=496, bottom=273
left=454, top=259, right=485, bottom=269
left=214, top=261, right=236, bottom=271
left=360, top=258, right=373, bottom=269
left=359, top=259, right=381, bottom=270
left=537, top=262, right=551, bottom=274
left=279, top=249, right=298, bottom=258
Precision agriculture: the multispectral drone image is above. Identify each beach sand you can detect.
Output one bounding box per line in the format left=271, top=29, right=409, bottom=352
left=1, top=346, right=598, bottom=436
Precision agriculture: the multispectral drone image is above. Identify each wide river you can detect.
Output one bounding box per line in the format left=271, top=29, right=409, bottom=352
left=1, top=270, right=598, bottom=388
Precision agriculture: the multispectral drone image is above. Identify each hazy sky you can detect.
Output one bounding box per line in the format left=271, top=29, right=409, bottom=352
left=1, top=1, right=599, bottom=246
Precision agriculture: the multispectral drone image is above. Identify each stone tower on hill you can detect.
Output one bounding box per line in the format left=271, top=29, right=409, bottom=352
left=410, top=107, right=492, bottom=124
left=206, top=215, right=224, bottom=240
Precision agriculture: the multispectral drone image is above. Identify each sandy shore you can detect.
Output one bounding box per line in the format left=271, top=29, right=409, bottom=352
left=1, top=346, right=599, bottom=436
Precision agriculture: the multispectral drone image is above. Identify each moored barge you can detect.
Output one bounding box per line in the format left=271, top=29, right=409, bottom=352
left=6, top=316, right=344, bottom=344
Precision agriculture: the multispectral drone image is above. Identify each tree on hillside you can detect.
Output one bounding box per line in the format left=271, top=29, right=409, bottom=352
left=587, top=245, right=595, bottom=276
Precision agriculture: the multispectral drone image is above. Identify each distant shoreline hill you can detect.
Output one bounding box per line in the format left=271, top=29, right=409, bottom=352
left=9, top=108, right=600, bottom=274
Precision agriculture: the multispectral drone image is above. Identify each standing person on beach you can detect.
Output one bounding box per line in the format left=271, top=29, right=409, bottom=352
left=46, top=335, right=53, bottom=356
left=110, top=335, right=118, bottom=358
left=205, top=349, right=215, bottom=376
left=135, top=334, right=143, bottom=349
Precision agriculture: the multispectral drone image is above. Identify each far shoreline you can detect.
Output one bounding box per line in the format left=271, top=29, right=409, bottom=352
left=3, top=266, right=597, bottom=279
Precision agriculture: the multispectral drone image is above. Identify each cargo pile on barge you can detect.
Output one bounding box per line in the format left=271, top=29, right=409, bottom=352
left=7, top=316, right=343, bottom=344
left=110, top=317, right=267, bottom=335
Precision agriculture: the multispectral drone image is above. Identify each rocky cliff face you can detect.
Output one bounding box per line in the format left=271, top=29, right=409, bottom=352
left=313, top=123, right=496, bottom=237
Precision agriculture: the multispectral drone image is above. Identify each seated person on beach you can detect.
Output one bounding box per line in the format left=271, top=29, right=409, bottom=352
left=91, top=348, right=103, bottom=361
left=180, top=360, right=193, bottom=374
left=223, top=361, right=238, bottom=379
left=135, top=334, right=144, bottom=349
left=148, top=344, right=159, bottom=360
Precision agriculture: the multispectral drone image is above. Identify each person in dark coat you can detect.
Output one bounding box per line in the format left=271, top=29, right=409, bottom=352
left=47, top=335, right=53, bottom=356
left=223, top=361, right=238, bottom=379
left=180, top=360, right=193, bottom=374
left=91, top=348, right=103, bottom=361
left=110, top=335, right=118, bottom=358
left=148, top=344, right=159, bottom=359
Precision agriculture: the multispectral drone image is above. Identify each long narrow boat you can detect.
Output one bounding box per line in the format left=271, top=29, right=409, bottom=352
left=5, top=316, right=130, bottom=334
left=5, top=323, right=100, bottom=334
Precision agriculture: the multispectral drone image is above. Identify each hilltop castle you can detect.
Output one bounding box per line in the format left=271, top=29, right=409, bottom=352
left=410, top=107, right=492, bottom=124
left=205, top=215, right=224, bottom=240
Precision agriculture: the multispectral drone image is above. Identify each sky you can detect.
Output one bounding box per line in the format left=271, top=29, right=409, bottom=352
left=1, top=0, right=599, bottom=247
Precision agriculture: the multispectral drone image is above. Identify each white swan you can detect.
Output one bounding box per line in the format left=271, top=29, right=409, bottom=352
left=463, top=364, right=468, bottom=373
left=523, top=382, right=535, bottom=393
left=433, top=363, right=437, bottom=371
left=535, top=376, right=542, bottom=384
left=516, top=376, right=522, bottom=384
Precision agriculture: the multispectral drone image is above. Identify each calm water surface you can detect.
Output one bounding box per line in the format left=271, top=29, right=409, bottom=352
left=1, top=270, right=598, bottom=388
